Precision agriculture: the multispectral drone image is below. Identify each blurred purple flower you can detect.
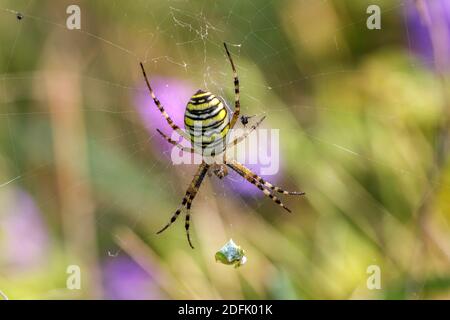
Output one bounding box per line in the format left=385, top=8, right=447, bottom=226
left=135, top=76, right=284, bottom=197
left=0, top=188, right=48, bottom=271
left=103, top=255, right=162, bottom=300
left=220, top=132, right=284, bottom=197
left=135, top=77, right=195, bottom=152
left=405, top=0, right=450, bottom=70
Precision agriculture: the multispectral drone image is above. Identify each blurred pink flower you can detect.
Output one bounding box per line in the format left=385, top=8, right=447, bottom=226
left=135, top=77, right=195, bottom=152
left=102, top=255, right=162, bottom=299
left=0, top=188, right=48, bottom=271
left=219, top=134, right=284, bottom=197
left=405, top=0, right=450, bottom=70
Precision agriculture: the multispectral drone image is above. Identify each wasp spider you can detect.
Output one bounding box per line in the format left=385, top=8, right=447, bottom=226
left=140, top=43, right=305, bottom=248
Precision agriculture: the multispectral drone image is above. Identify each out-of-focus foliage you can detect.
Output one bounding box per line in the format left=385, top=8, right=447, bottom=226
left=0, top=0, right=450, bottom=299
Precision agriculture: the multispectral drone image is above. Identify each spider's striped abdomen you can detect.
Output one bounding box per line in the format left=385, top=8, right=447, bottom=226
left=184, top=90, right=230, bottom=153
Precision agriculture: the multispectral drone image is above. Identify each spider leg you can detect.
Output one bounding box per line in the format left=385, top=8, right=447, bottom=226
left=184, top=163, right=210, bottom=248
left=230, top=160, right=305, bottom=196
left=226, top=115, right=266, bottom=149
left=140, top=62, right=191, bottom=141
left=223, top=43, right=240, bottom=130
left=185, top=196, right=195, bottom=249
left=156, top=162, right=210, bottom=249
left=255, top=176, right=305, bottom=196
left=156, top=129, right=197, bottom=154
left=156, top=198, right=187, bottom=234
left=227, top=161, right=293, bottom=213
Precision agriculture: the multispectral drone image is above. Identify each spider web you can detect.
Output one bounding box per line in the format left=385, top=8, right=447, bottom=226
left=0, top=0, right=447, bottom=299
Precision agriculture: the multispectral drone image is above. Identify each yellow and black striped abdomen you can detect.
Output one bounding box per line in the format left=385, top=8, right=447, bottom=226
left=184, top=90, right=230, bottom=153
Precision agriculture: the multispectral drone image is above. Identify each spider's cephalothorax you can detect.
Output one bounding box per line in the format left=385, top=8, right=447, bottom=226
left=140, top=43, right=305, bottom=249
left=184, top=90, right=230, bottom=155
left=210, top=163, right=228, bottom=179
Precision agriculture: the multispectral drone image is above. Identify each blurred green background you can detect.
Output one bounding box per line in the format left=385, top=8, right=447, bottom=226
left=1, top=0, right=450, bottom=299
